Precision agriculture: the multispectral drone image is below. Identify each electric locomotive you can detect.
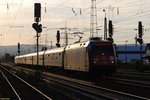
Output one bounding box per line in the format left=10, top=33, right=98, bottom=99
left=64, top=39, right=116, bottom=74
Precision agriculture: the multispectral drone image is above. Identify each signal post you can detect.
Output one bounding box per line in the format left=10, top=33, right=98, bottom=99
left=138, top=21, right=144, bottom=60
left=32, top=3, right=42, bottom=66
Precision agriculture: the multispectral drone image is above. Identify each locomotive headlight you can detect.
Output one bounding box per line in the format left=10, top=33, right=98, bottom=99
left=109, top=56, right=114, bottom=60
left=93, top=58, right=99, bottom=64
left=111, top=61, right=115, bottom=64
left=94, top=61, right=97, bottom=64
left=110, top=56, right=115, bottom=64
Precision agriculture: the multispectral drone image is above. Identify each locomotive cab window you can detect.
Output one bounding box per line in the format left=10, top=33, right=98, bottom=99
left=92, top=44, right=113, bottom=52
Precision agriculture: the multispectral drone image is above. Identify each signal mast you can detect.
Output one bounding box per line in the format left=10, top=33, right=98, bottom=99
left=32, top=3, right=42, bottom=66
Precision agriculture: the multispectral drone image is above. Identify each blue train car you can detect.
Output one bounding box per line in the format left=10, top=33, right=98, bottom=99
left=116, top=43, right=148, bottom=63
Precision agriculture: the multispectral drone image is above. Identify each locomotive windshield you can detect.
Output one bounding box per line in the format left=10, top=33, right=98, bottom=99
left=93, top=44, right=113, bottom=52
left=91, top=42, right=115, bottom=65
left=91, top=42, right=114, bottom=52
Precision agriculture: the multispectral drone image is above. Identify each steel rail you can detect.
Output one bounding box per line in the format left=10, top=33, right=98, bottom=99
left=0, top=70, right=21, bottom=100
left=44, top=74, right=150, bottom=100
left=108, top=77, right=150, bottom=88
left=117, top=69, right=150, bottom=76
left=0, top=65, right=52, bottom=100
left=4, top=64, right=150, bottom=100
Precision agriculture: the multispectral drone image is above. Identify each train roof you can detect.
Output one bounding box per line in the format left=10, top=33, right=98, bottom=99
left=15, top=40, right=113, bottom=59
left=15, top=52, right=37, bottom=58
left=15, top=47, right=65, bottom=58
left=15, top=51, right=47, bottom=58
left=116, top=43, right=147, bottom=52
left=65, top=39, right=113, bottom=50
left=65, top=41, right=90, bottom=50
left=44, top=47, right=65, bottom=54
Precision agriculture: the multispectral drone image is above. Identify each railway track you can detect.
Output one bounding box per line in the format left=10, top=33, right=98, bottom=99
left=2, top=63, right=150, bottom=99
left=115, top=69, right=150, bottom=83
left=44, top=73, right=149, bottom=100
left=3, top=64, right=150, bottom=100
left=108, top=77, right=150, bottom=89
left=97, top=76, right=150, bottom=98
left=117, top=69, right=150, bottom=77
left=0, top=65, right=52, bottom=100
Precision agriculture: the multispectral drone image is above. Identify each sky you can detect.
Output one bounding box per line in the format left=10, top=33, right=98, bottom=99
left=0, top=0, right=150, bottom=46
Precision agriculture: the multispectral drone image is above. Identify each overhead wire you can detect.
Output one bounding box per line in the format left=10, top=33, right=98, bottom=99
left=1, top=0, right=150, bottom=45
left=50, top=0, right=140, bottom=29
left=56, top=0, right=150, bottom=40
left=105, top=0, right=150, bottom=26
left=5, top=0, right=25, bottom=34
left=50, top=0, right=106, bottom=29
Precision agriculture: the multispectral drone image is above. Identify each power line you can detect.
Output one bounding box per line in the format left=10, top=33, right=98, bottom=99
left=5, top=0, right=25, bottom=34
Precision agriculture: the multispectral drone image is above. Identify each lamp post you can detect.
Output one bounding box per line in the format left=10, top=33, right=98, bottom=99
left=103, top=9, right=107, bottom=40
left=125, top=40, right=128, bottom=63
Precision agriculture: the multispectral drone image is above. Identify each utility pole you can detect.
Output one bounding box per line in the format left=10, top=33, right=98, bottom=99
left=90, top=0, right=97, bottom=37
left=103, top=9, right=107, bottom=40
left=65, top=21, right=68, bottom=46
left=51, top=41, right=53, bottom=49
left=65, top=29, right=68, bottom=46
left=125, top=40, right=128, bottom=63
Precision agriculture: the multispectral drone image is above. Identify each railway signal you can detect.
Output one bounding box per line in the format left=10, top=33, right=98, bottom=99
left=138, top=21, right=143, bottom=38
left=137, top=21, right=144, bottom=60
left=32, top=23, right=42, bottom=33
left=56, top=30, right=61, bottom=47
left=137, top=38, right=143, bottom=44
left=108, top=20, right=113, bottom=37
left=137, top=21, right=144, bottom=45
left=107, top=20, right=114, bottom=42
left=32, top=3, right=42, bottom=66
left=34, top=3, right=41, bottom=22
left=17, top=43, right=20, bottom=55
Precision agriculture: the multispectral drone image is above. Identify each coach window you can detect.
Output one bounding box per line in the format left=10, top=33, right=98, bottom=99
left=59, top=53, right=61, bottom=56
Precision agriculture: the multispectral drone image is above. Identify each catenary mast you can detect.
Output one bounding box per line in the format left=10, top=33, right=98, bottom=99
left=90, top=0, right=98, bottom=37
